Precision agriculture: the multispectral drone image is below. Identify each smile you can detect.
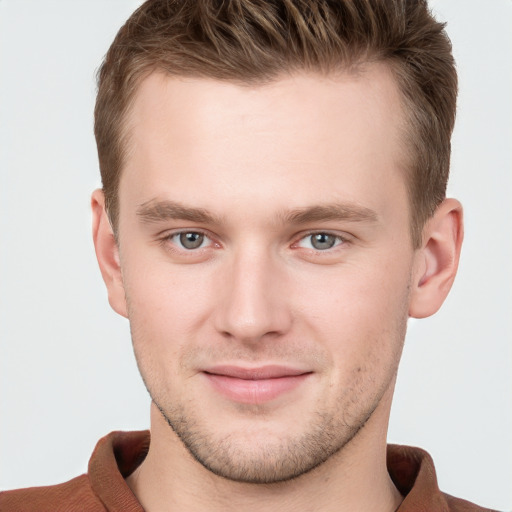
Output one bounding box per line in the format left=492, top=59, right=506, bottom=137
left=202, top=365, right=312, bottom=404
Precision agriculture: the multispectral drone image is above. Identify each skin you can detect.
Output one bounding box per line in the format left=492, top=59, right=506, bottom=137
left=92, top=64, right=463, bottom=512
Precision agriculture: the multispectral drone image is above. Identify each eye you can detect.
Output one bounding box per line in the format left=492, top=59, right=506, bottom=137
left=171, top=231, right=210, bottom=250
left=297, top=232, right=344, bottom=251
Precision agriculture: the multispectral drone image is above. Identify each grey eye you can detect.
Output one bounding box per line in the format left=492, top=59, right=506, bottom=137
left=179, top=232, right=205, bottom=249
left=310, top=233, right=338, bottom=250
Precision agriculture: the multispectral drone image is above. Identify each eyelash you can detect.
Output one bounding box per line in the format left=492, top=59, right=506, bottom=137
left=160, top=230, right=217, bottom=252
left=293, top=231, right=348, bottom=251
left=159, top=229, right=348, bottom=253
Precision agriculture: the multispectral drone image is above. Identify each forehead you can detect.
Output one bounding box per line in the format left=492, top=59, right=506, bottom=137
left=120, top=65, right=408, bottom=224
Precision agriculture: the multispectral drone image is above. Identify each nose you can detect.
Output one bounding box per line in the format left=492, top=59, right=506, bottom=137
left=213, top=246, right=293, bottom=345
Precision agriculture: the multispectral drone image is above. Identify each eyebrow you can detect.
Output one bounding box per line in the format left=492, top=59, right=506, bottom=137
left=137, top=199, right=220, bottom=224
left=282, top=203, right=379, bottom=225
left=136, top=199, right=378, bottom=226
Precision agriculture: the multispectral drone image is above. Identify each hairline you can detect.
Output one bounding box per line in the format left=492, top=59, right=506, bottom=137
left=108, top=60, right=426, bottom=249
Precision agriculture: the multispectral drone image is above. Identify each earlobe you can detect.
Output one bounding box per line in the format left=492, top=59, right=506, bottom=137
left=409, top=198, right=464, bottom=319
left=91, top=189, right=128, bottom=318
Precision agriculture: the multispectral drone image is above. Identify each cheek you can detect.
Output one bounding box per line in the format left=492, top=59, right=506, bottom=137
left=124, top=270, right=211, bottom=399
left=299, top=259, right=410, bottom=319
left=294, top=259, right=412, bottom=362
left=122, top=256, right=217, bottom=363
left=124, top=244, right=214, bottom=315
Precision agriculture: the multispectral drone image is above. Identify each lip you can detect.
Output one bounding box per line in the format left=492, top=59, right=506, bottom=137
left=202, top=365, right=312, bottom=404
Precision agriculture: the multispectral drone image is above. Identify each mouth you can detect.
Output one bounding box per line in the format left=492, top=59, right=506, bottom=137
left=202, top=365, right=312, bottom=404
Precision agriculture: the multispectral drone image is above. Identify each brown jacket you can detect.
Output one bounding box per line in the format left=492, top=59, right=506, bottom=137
left=0, top=431, right=498, bottom=511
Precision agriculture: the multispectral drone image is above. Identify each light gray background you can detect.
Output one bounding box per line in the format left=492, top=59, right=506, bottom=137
left=0, top=1, right=511, bottom=510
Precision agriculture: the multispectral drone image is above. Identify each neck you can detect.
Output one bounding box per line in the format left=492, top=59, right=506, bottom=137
left=127, top=390, right=402, bottom=512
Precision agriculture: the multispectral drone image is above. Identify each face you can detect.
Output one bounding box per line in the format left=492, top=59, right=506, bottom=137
left=112, top=66, right=421, bottom=483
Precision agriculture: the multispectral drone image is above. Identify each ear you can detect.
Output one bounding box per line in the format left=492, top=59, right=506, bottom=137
left=409, top=198, right=464, bottom=318
left=91, top=189, right=128, bottom=318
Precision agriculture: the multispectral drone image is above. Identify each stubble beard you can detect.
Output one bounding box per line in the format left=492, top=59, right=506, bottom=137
left=147, top=376, right=388, bottom=485
left=130, top=300, right=409, bottom=485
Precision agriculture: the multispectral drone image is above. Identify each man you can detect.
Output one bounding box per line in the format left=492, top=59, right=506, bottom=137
left=0, top=0, right=501, bottom=510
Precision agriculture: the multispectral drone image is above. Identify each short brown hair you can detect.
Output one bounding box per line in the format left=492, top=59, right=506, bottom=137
left=94, top=0, right=457, bottom=247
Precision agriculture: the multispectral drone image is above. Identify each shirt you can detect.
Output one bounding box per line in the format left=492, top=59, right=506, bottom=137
left=0, top=430, right=498, bottom=511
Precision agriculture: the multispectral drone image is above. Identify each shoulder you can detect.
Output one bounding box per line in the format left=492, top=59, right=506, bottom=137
left=0, top=474, right=106, bottom=512
left=443, top=493, right=500, bottom=512
left=387, top=445, right=500, bottom=512
left=0, top=430, right=149, bottom=512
